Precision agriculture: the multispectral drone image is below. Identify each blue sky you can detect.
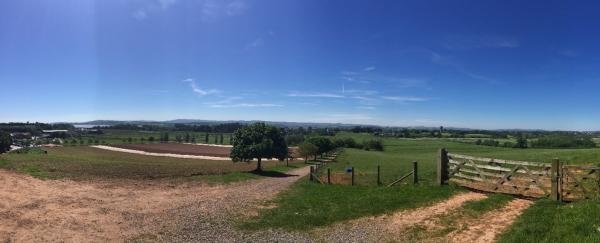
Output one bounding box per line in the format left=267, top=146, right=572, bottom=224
left=1, top=0, right=600, bottom=130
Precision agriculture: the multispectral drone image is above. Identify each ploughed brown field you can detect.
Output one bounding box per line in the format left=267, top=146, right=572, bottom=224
left=113, top=143, right=299, bottom=158
left=113, top=144, right=232, bottom=157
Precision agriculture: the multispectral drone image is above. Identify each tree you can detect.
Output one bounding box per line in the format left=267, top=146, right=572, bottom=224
left=185, top=133, right=190, bottom=143
left=514, top=133, right=528, bottom=149
left=205, top=133, right=209, bottom=143
left=298, top=142, right=318, bottom=163
left=219, top=133, right=224, bottom=144
left=0, top=132, right=12, bottom=153
left=148, top=136, right=155, bottom=143
left=214, top=134, right=218, bottom=144
left=230, top=123, right=288, bottom=172
left=306, top=137, right=334, bottom=158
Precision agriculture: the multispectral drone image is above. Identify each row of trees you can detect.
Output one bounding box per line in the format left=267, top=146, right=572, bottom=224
left=531, top=135, right=596, bottom=149
left=296, top=137, right=384, bottom=162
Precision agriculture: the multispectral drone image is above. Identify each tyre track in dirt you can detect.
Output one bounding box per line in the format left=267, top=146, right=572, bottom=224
left=447, top=198, right=533, bottom=243
left=313, top=192, right=488, bottom=242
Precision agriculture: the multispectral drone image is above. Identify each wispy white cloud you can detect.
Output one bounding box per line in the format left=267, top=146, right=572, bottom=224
left=132, top=0, right=177, bottom=20
left=363, top=66, right=376, bottom=72
left=226, top=0, right=247, bottom=16
left=461, top=71, right=498, bottom=84
left=313, top=113, right=374, bottom=124
left=183, top=78, right=219, bottom=96
left=245, top=38, right=263, bottom=49
left=357, top=106, right=376, bottom=110
left=201, top=0, right=248, bottom=22
left=207, top=103, right=283, bottom=108
left=443, top=35, right=520, bottom=50
left=382, top=96, right=429, bottom=102
left=202, top=95, right=282, bottom=108
left=287, top=92, right=344, bottom=98
left=406, top=48, right=499, bottom=85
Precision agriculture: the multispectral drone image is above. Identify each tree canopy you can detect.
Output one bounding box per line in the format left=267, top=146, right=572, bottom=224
left=306, top=136, right=334, bottom=155
left=0, top=132, right=12, bottom=153
left=297, top=142, right=318, bottom=162
left=230, top=123, right=288, bottom=171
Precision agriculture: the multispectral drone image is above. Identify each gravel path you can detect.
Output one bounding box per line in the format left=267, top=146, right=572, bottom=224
left=0, top=166, right=311, bottom=242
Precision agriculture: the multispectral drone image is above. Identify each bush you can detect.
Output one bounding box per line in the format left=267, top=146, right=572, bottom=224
left=363, top=139, right=384, bottom=151
left=332, top=137, right=361, bottom=149
left=531, top=135, right=596, bottom=149
left=0, top=132, right=12, bottom=153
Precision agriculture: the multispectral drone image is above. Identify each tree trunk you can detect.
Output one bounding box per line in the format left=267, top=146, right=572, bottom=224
left=256, top=158, right=262, bottom=172
left=304, top=156, right=308, bottom=164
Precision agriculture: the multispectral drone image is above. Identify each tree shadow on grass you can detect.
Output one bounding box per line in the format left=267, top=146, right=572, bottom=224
left=250, top=170, right=299, bottom=178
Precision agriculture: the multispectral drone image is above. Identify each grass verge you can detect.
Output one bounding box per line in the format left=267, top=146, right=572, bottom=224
left=498, top=199, right=600, bottom=243
left=241, top=181, right=461, bottom=231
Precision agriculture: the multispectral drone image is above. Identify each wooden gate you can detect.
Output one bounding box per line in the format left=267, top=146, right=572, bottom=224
left=437, top=148, right=600, bottom=201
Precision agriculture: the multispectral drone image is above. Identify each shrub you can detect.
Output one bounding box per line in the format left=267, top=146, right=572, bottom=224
left=363, top=139, right=384, bottom=151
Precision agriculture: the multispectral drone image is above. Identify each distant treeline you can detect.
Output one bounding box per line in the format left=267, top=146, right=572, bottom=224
left=531, top=135, right=596, bottom=149
left=468, top=134, right=597, bottom=149
left=0, top=122, right=74, bottom=135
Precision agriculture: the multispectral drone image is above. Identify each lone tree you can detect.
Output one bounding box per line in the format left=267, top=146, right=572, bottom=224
left=230, top=123, right=288, bottom=172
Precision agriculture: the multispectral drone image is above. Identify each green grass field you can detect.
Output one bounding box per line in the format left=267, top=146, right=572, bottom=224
left=245, top=133, right=600, bottom=233
left=0, top=146, right=301, bottom=181
left=322, top=133, right=600, bottom=186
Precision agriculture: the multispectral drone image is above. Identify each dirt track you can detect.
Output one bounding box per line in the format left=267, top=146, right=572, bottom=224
left=0, top=167, right=310, bottom=242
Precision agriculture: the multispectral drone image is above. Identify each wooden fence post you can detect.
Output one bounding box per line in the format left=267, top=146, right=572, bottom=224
left=550, top=159, right=562, bottom=201
left=377, top=165, right=381, bottom=186
left=327, top=168, right=331, bottom=184
left=413, top=161, right=418, bottom=185
left=437, top=148, right=449, bottom=185
left=351, top=167, right=355, bottom=186
left=310, top=166, right=314, bottom=182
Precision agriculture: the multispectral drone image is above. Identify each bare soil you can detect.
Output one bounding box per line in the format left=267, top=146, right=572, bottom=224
left=447, top=198, right=533, bottom=243
left=0, top=167, right=310, bottom=242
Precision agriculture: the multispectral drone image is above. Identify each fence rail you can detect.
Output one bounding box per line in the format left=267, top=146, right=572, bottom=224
left=308, top=152, right=419, bottom=186
left=438, top=148, right=600, bottom=201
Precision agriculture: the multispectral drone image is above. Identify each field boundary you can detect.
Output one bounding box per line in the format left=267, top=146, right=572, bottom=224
left=437, top=148, right=600, bottom=201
